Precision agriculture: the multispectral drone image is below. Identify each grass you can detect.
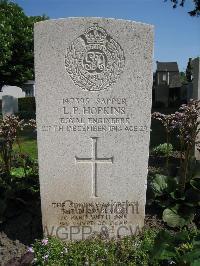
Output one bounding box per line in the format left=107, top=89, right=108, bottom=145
left=13, top=127, right=38, bottom=159
left=13, top=138, right=38, bottom=159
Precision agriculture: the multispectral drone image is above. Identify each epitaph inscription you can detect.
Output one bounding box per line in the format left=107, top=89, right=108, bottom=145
left=65, top=23, right=125, bottom=91
left=75, top=137, right=113, bottom=197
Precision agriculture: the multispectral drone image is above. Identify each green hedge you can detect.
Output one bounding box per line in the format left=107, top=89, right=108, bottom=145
left=17, top=97, right=36, bottom=119
left=16, top=111, right=36, bottom=119
left=18, top=97, right=36, bottom=112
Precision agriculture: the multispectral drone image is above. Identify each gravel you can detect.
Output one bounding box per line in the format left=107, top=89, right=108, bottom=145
left=0, top=232, right=27, bottom=265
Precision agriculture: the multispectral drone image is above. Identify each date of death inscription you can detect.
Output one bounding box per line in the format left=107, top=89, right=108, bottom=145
left=40, top=97, right=149, bottom=133
left=52, top=200, right=140, bottom=226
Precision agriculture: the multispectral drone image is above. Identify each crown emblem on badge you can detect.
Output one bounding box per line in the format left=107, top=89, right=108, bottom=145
left=83, top=23, right=107, bottom=45
left=65, top=23, right=125, bottom=91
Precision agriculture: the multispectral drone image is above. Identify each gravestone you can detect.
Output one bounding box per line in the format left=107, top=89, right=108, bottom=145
left=2, top=95, right=18, bottom=117
left=22, top=80, right=35, bottom=97
left=191, top=57, right=200, bottom=160
left=0, top=85, right=25, bottom=100
left=35, top=18, right=154, bottom=240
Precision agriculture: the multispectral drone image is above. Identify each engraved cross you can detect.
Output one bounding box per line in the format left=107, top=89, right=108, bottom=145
left=75, top=137, right=113, bottom=197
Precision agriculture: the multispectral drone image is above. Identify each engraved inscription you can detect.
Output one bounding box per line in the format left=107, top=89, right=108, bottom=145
left=75, top=137, right=113, bottom=197
left=52, top=200, right=140, bottom=227
left=83, top=49, right=107, bottom=73
left=65, top=23, right=125, bottom=91
left=40, top=96, right=149, bottom=134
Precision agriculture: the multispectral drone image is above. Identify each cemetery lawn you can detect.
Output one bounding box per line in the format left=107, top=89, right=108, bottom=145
left=13, top=128, right=38, bottom=159
left=13, top=138, right=37, bottom=159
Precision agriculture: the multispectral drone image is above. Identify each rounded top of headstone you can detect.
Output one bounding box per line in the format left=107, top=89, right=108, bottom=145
left=35, top=17, right=153, bottom=92
left=2, top=85, right=25, bottom=98
left=34, top=17, right=154, bottom=28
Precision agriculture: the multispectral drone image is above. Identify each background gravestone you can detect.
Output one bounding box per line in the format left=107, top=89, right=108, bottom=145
left=191, top=57, right=200, bottom=160
left=22, top=80, right=35, bottom=97
left=2, top=95, right=18, bottom=117
left=0, top=85, right=25, bottom=100
left=35, top=17, right=154, bottom=240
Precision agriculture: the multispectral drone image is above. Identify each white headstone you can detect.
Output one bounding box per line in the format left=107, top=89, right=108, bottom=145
left=2, top=95, right=18, bottom=117
left=0, top=85, right=25, bottom=100
left=35, top=18, right=154, bottom=240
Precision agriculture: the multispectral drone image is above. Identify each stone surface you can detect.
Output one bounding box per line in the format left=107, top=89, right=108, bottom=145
left=0, top=85, right=25, bottom=100
left=191, top=57, right=200, bottom=160
left=2, top=95, right=18, bottom=117
left=35, top=17, right=154, bottom=240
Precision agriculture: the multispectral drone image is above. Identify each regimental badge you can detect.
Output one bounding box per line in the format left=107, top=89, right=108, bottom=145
left=65, top=23, right=125, bottom=91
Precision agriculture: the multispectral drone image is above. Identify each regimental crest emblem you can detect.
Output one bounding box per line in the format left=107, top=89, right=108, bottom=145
left=65, top=23, right=125, bottom=91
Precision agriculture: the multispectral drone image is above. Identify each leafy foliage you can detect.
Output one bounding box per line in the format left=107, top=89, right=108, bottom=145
left=0, top=0, right=48, bottom=86
left=11, top=151, right=38, bottom=177
left=0, top=115, right=26, bottom=175
left=152, top=100, right=200, bottom=193
left=151, top=229, right=200, bottom=265
left=30, top=229, right=200, bottom=265
left=165, top=0, right=200, bottom=16
left=179, top=71, right=188, bottom=85
left=18, top=97, right=36, bottom=112
left=0, top=115, right=36, bottom=174
left=17, top=97, right=36, bottom=119
left=32, top=229, right=159, bottom=266
left=152, top=112, right=175, bottom=172
left=0, top=169, right=39, bottom=223
left=148, top=173, right=200, bottom=227
left=152, top=143, right=173, bottom=157
left=186, top=58, right=193, bottom=82
left=0, top=115, right=38, bottom=222
left=151, top=100, right=200, bottom=227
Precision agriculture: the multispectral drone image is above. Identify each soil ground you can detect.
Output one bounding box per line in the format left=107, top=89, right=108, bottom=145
left=0, top=232, right=26, bottom=266
left=0, top=198, right=42, bottom=266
